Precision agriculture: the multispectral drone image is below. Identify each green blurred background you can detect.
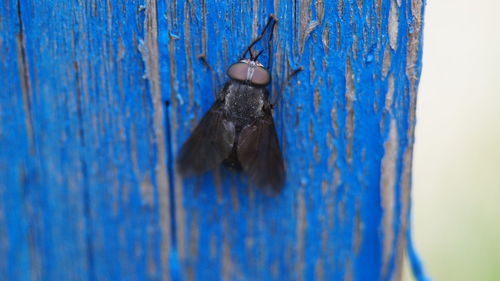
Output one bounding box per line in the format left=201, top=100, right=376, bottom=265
left=404, top=0, right=500, bottom=280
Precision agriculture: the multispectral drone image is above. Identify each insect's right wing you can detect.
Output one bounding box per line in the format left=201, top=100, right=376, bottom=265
left=177, top=99, right=235, bottom=176
left=237, top=108, right=285, bottom=193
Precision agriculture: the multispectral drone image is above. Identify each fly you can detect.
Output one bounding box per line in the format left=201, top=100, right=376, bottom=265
left=177, top=15, right=302, bottom=193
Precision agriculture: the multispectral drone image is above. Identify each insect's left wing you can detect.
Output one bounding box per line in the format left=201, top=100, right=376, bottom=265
left=237, top=108, right=285, bottom=193
left=177, top=99, right=235, bottom=176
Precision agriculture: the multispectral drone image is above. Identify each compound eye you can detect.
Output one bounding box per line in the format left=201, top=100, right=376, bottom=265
left=227, top=63, right=249, bottom=82
left=251, top=67, right=271, bottom=86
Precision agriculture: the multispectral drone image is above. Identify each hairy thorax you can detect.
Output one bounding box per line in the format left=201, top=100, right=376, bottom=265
left=223, top=80, right=268, bottom=130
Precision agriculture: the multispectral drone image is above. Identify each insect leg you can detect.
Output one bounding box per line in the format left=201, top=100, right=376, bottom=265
left=198, top=53, right=221, bottom=98
left=272, top=67, right=303, bottom=105
left=240, top=15, right=278, bottom=60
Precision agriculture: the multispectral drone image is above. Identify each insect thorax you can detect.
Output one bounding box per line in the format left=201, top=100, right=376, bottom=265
left=223, top=80, right=268, bottom=128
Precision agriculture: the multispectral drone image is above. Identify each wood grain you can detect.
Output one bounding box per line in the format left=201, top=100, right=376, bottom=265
left=0, top=0, right=425, bottom=280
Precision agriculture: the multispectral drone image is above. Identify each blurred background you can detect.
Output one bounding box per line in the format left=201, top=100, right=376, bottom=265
left=405, top=0, right=500, bottom=280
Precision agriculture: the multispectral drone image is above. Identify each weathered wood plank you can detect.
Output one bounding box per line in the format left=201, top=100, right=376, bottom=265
left=1, top=1, right=34, bottom=280
left=1, top=0, right=425, bottom=280
left=158, top=0, right=425, bottom=280
left=1, top=0, right=172, bottom=280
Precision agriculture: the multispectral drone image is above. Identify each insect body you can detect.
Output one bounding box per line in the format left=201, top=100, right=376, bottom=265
left=177, top=16, right=301, bottom=193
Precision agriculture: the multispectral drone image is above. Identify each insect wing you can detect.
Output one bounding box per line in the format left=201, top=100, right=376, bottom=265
left=237, top=109, right=285, bottom=192
left=177, top=100, right=235, bottom=176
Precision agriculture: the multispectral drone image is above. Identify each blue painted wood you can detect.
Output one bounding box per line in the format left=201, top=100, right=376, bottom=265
left=1, top=1, right=170, bottom=280
left=1, top=2, right=32, bottom=280
left=1, top=0, right=426, bottom=280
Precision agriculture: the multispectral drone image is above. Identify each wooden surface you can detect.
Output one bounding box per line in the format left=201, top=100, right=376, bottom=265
left=0, top=0, right=425, bottom=280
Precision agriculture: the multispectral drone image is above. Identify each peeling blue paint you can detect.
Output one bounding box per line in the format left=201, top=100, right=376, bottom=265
left=1, top=0, right=427, bottom=280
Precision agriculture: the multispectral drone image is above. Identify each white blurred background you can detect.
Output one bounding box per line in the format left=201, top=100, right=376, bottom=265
left=407, top=0, right=500, bottom=280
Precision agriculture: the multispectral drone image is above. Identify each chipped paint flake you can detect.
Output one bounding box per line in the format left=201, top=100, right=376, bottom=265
left=357, top=0, right=364, bottom=13
left=140, top=173, right=155, bottom=208
left=352, top=24, right=358, bottom=59
left=190, top=214, right=200, bottom=259
left=392, top=148, right=414, bottom=280
left=338, top=0, right=344, bottom=19
left=380, top=119, right=398, bottom=278
left=345, top=57, right=355, bottom=164
left=376, top=0, right=382, bottom=27
left=251, top=0, right=259, bottom=37
left=322, top=24, right=330, bottom=53
left=314, top=88, right=321, bottom=112
left=353, top=200, right=363, bottom=255
left=296, top=189, right=307, bottom=280
left=316, top=0, right=325, bottom=23
left=315, top=258, right=325, bottom=281
left=382, top=44, right=392, bottom=78
left=407, top=0, right=424, bottom=85
left=183, top=3, right=194, bottom=109
left=389, top=0, right=399, bottom=50
left=385, top=75, right=395, bottom=111
left=299, top=0, right=319, bottom=54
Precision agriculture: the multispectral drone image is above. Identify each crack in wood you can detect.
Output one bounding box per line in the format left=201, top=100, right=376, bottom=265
left=16, top=0, right=34, bottom=155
